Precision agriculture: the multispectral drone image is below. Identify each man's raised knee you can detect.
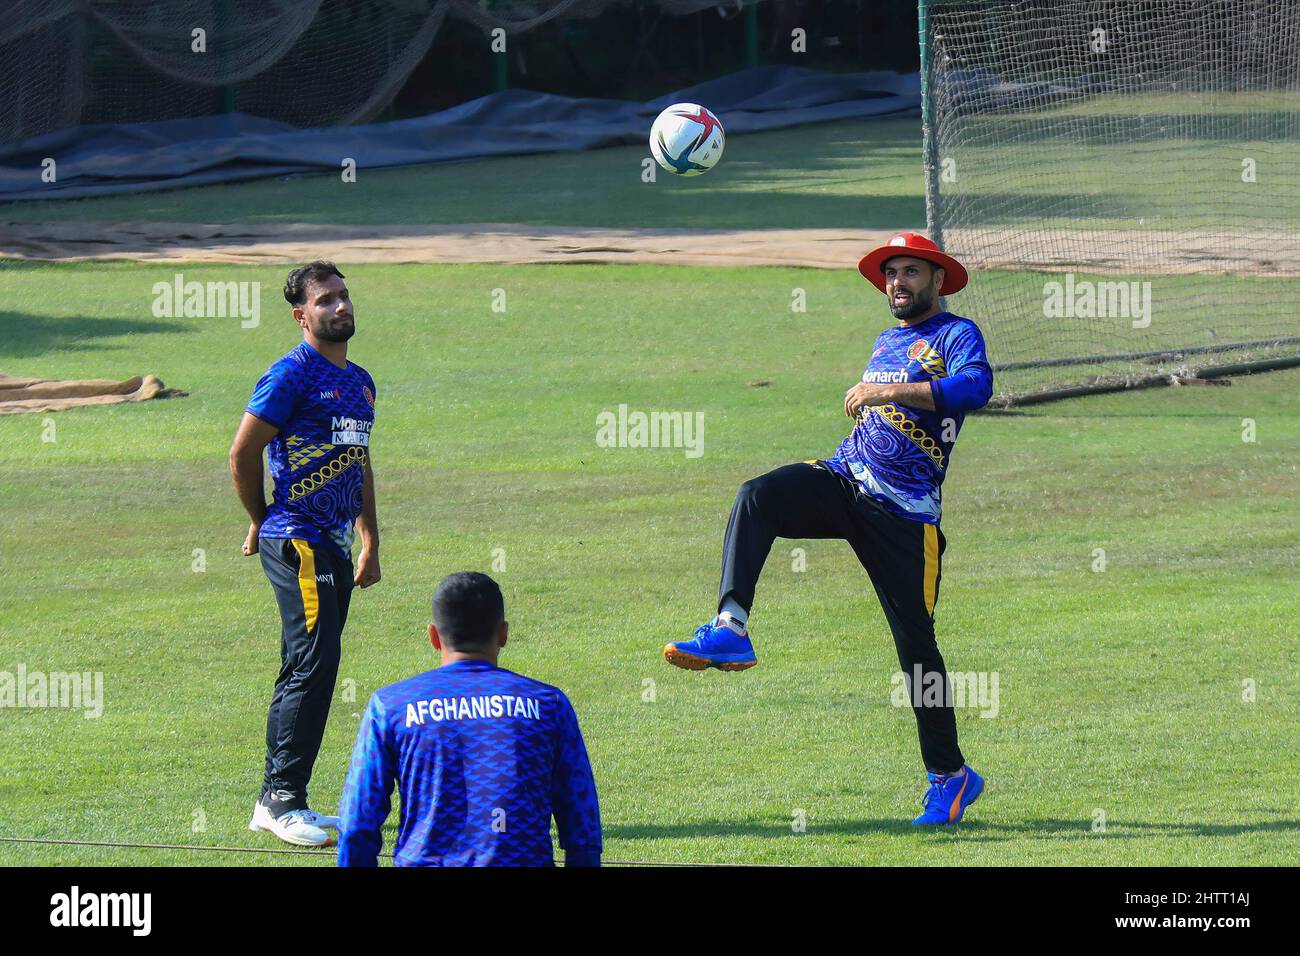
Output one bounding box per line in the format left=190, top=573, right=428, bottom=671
left=737, top=476, right=765, bottom=505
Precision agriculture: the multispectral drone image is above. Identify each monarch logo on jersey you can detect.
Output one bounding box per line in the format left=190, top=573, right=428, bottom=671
left=863, top=369, right=911, bottom=383
left=320, top=388, right=340, bottom=400
left=363, top=386, right=375, bottom=407
left=331, top=415, right=373, bottom=446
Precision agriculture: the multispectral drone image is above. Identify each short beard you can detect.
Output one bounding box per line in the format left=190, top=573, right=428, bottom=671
left=312, top=318, right=354, bottom=343
left=889, top=287, right=934, bottom=321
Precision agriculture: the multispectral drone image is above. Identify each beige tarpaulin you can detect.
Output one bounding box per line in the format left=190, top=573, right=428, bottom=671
left=0, top=373, right=187, bottom=415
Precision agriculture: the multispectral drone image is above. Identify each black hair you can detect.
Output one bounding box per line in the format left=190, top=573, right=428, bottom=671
left=883, top=256, right=942, bottom=279
left=432, top=572, right=505, bottom=649
left=284, top=261, right=345, bottom=306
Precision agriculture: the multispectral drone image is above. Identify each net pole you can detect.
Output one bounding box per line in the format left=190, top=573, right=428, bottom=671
left=218, top=0, right=235, bottom=114
left=745, top=0, right=760, bottom=68
left=918, top=0, right=944, bottom=251
left=917, top=0, right=948, bottom=313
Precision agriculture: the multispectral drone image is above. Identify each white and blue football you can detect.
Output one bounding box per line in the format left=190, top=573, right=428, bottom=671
left=649, top=102, right=725, bottom=177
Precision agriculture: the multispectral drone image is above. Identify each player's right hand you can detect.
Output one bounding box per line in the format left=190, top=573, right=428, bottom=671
left=242, top=523, right=260, bottom=556
left=844, top=381, right=880, bottom=418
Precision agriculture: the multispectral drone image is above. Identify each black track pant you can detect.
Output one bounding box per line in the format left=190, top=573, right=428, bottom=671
left=719, top=461, right=964, bottom=774
left=259, top=537, right=354, bottom=814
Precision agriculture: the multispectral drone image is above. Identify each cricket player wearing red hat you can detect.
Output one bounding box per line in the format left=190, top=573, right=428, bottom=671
left=664, top=232, right=994, bottom=825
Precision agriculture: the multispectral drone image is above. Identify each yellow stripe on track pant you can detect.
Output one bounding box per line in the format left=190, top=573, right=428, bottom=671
left=922, top=523, right=940, bottom=617
left=291, top=539, right=320, bottom=633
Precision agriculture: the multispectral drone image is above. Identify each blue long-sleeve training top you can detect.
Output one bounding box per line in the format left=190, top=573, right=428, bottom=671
left=826, top=311, right=994, bottom=525
left=337, top=659, right=602, bottom=867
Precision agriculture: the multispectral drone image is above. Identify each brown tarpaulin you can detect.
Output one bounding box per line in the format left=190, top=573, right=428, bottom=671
left=0, top=373, right=187, bottom=414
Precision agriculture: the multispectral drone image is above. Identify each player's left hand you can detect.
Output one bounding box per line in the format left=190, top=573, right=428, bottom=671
left=355, top=548, right=381, bottom=589
left=844, top=382, right=887, bottom=418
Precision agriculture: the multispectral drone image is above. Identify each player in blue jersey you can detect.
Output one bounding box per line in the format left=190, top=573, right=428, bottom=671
left=337, top=572, right=602, bottom=867
left=229, top=261, right=381, bottom=847
left=664, top=233, right=992, bottom=825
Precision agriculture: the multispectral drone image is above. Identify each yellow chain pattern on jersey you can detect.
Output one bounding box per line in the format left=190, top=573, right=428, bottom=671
left=288, top=446, right=368, bottom=501
left=869, top=403, right=946, bottom=469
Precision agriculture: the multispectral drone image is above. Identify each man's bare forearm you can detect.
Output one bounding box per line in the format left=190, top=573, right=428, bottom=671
left=230, top=449, right=269, bottom=525
left=881, top=381, right=936, bottom=411
left=846, top=379, right=938, bottom=418
left=356, top=459, right=379, bottom=552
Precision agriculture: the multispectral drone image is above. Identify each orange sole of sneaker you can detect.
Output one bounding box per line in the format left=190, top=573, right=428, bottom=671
left=663, top=645, right=757, bottom=671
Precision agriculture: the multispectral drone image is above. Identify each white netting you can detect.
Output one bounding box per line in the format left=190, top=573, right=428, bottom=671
left=924, top=0, right=1300, bottom=402
left=0, top=0, right=760, bottom=144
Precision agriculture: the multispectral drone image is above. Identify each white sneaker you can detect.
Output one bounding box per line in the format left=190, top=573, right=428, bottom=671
left=300, top=808, right=340, bottom=831
left=248, top=801, right=332, bottom=847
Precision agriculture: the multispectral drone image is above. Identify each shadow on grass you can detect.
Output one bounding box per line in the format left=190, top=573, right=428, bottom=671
left=606, top=816, right=1300, bottom=843
left=0, top=312, right=187, bottom=360
left=1015, top=412, right=1268, bottom=419
left=979, top=409, right=1255, bottom=419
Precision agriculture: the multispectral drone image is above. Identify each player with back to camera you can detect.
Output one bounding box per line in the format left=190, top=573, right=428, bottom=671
left=337, top=572, right=602, bottom=867
left=229, top=261, right=381, bottom=847
left=663, top=233, right=994, bottom=826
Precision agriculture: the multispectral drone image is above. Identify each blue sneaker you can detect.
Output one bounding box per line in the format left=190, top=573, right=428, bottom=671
left=664, top=620, right=758, bottom=671
left=911, top=765, right=984, bottom=825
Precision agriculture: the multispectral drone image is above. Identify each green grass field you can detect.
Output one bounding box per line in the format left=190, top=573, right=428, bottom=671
left=1, top=257, right=1297, bottom=866
left=8, top=108, right=1297, bottom=400
left=0, top=118, right=925, bottom=231
left=6, top=99, right=1298, bottom=233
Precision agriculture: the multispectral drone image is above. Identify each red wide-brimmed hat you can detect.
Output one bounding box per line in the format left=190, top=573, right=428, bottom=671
left=858, top=232, right=968, bottom=295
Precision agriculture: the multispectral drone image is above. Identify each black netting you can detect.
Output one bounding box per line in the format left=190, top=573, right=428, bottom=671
left=925, top=0, right=1300, bottom=402
left=0, top=0, right=757, bottom=143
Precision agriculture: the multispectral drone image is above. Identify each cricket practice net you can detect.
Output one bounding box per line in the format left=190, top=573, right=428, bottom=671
left=0, top=0, right=760, bottom=146
left=921, top=0, right=1300, bottom=404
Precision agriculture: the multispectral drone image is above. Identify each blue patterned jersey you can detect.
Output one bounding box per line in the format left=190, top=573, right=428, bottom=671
left=245, top=341, right=375, bottom=559
left=337, top=660, right=603, bottom=867
left=825, top=312, right=992, bottom=525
